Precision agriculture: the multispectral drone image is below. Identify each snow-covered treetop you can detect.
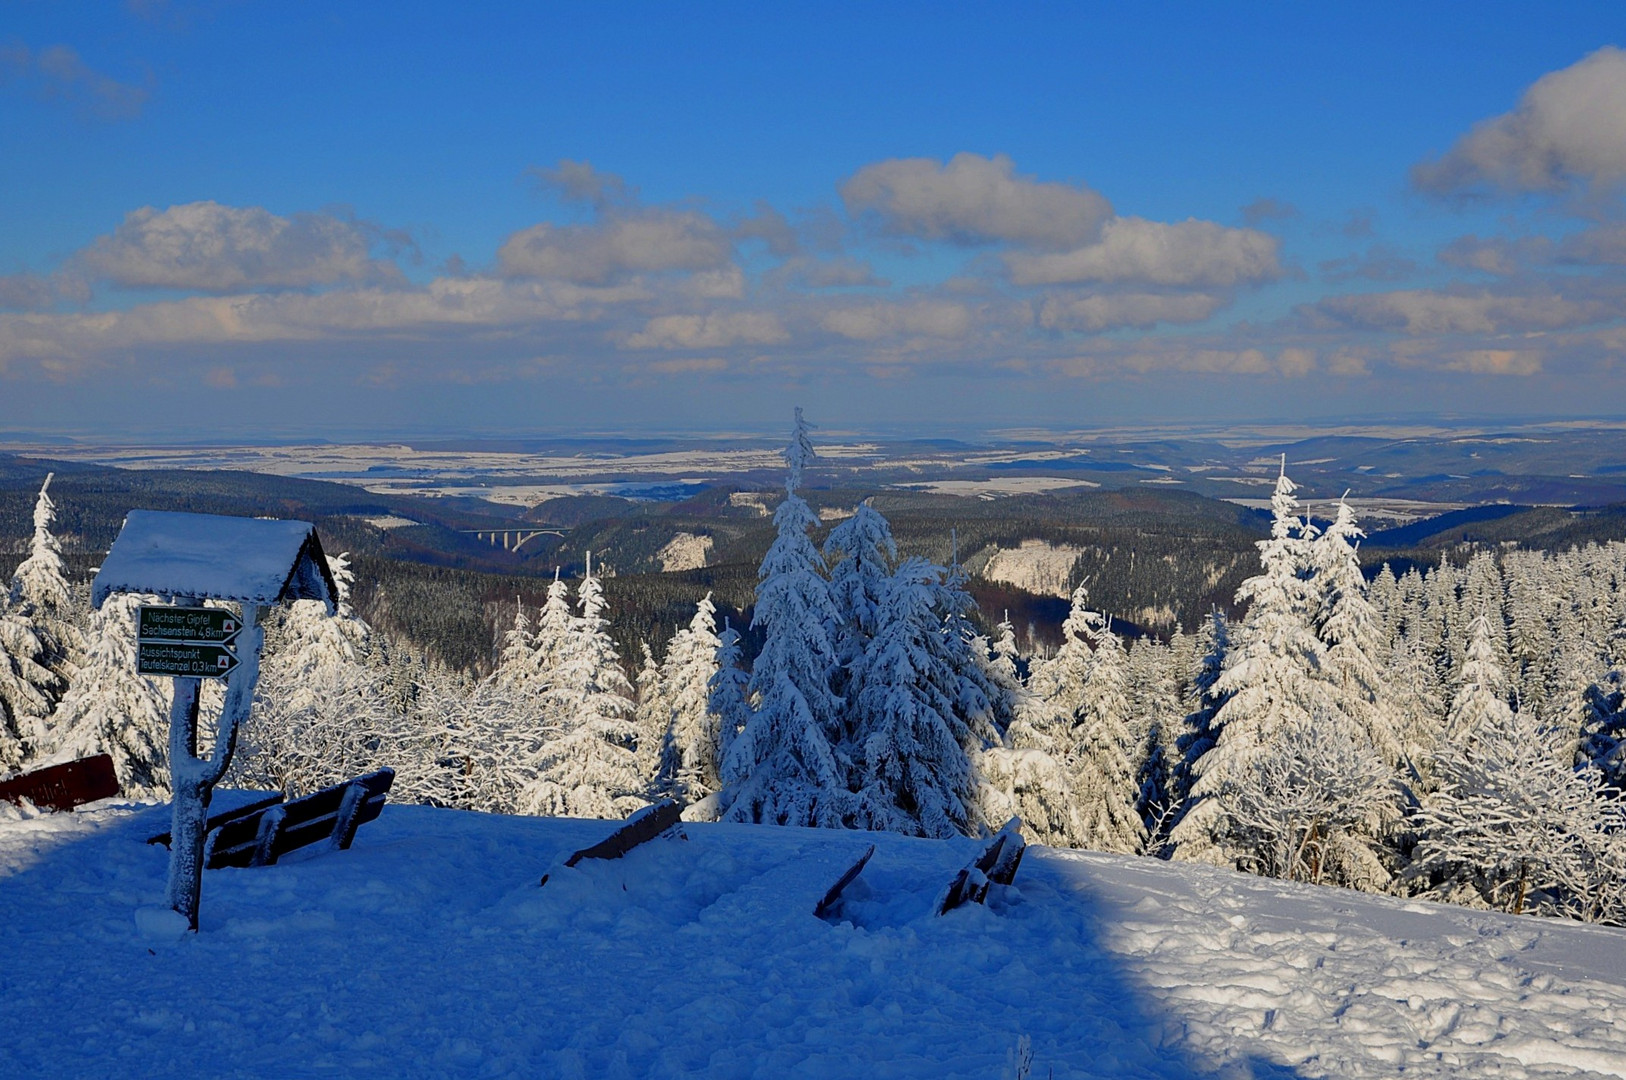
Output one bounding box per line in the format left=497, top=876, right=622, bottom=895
left=783, top=406, right=818, bottom=495
left=10, top=473, right=70, bottom=614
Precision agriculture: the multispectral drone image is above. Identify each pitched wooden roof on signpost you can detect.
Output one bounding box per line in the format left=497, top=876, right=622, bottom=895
left=91, top=510, right=337, bottom=611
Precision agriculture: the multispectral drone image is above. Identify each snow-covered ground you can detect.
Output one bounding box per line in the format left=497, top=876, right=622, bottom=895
left=4, top=802, right=1626, bottom=1080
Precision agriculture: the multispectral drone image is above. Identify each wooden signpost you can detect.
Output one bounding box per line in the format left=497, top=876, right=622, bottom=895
left=93, top=510, right=338, bottom=932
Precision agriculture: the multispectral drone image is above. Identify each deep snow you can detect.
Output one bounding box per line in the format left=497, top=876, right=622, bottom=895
left=3, top=800, right=1625, bottom=1079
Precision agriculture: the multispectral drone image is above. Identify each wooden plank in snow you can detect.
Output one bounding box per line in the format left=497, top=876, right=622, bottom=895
left=814, top=844, right=876, bottom=920
left=936, top=834, right=1004, bottom=916
left=541, top=799, right=683, bottom=886
left=0, top=754, right=118, bottom=812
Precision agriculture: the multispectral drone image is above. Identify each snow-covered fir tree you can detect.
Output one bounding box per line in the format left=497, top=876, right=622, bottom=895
left=1127, top=634, right=1182, bottom=848
left=4, top=474, right=76, bottom=758
left=1172, top=462, right=1334, bottom=867
left=1446, top=613, right=1516, bottom=743
left=44, top=592, right=170, bottom=795
left=633, top=640, right=670, bottom=791
left=823, top=499, right=897, bottom=686
left=1068, top=620, right=1147, bottom=853
left=1313, top=497, right=1402, bottom=767
left=520, top=554, right=644, bottom=819
left=659, top=593, right=723, bottom=801
left=719, top=409, right=854, bottom=828
left=848, top=557, right=990, bottom=838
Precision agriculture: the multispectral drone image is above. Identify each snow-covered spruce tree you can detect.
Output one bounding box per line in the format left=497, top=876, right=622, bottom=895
left=823, top=499, right=897, bottom=687
left=849, top=557, right=991, bottom=838
left=529, top=568, right=576, bottom=689
left=659, top=593, right=723, bottom=801
left=633, top=640, right=670, bottom=792
left=1069, top=621, right=1147, bottom=853
left=989, top=583, right=1102, bottom=847
left=706, top=620, right=753, bottom=798
left=1171, top=462, right=1333, bottom=868
left=520, top=554, right=644, bottom=819
left=492, top=599, right=538, bottom=690
left=1127, top=635, right=1182, bottom=849
left=1412, top=705, right=1626, bottom=922
left=1171, top=609, right=1229, bottom=820
left=1020, top=582, right=1099, bottom=757
left=719, top=409, right=855, bottom=828
left=1313, top=497, right=1403, bottom=767
left=5, top=474, right=76, bottom=757
left=44, top=592, right=170, bottom=795
left=1445, top=614, right=1516, bottom=743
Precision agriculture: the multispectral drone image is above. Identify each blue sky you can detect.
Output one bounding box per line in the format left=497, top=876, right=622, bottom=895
left=4, top=2, right=1626, bottom=437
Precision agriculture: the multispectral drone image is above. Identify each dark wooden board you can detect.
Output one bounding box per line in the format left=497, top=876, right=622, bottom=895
left=204, top=768, right=394, bottom=869
left=0, top=754, right=118, bottom=812
left=147, top=790, right=285, bottom=847
left=814, top=844, right=876, bottom=920
left=541, top=799, right=683, bottom=886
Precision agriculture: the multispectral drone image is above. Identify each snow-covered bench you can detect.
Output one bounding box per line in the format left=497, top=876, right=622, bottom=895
left=937, top=818, right=1026, bottom=915
left=0, top=754, right=119, bottom=812
left=540, top=798, right=684, bottom=887
left=198, top=768, right=395, bottom=869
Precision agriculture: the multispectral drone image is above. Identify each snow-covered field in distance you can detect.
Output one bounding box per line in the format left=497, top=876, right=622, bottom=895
left=4, top=800, right=1625, bottom=1079
left=8, top=416, right=1626, bottom=510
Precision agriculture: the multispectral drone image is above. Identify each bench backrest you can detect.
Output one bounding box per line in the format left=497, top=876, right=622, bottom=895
left=0, top=755, right=118, bottom=812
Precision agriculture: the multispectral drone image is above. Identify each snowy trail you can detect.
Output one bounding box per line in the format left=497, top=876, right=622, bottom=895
left=3, top=803, right=1626, bottom=1079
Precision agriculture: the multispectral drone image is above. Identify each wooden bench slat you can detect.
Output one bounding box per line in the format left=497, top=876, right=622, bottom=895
left=0, top=755, right=118, bottom=812
left=148, top=791, right=285, bottom=847
left=541, top=799, right=683, bottom=886
left=204, top=768, right=394, bottom=869
left=814, top=844, right=876, bottom=920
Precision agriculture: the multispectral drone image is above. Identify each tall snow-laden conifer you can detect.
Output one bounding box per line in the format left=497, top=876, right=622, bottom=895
left=660, top=593, right=723, bottom=800
left=45, top=593, right=170, bottom=795
left=6, top=474, right=75, bottom=756
left=1313, top=497, right=1402, bottom=766
left=1447, top=614, right=1516, bottom=742
left=1172, top=462, right=1330, bottom=866
left=1070, top=622, right=1148, bottom=853
left=720, top=409, right=853, bottom=828
left=824, top=500, right=897, bottom=681
left=634, top=640, right=669, bottom=791
left=849, top=558, right=988, bottom=837
left=521, top=554, right=644, bottom=819
left=1128, top=635, right=1182, bottom=847
left=493, top=600, right=538, bottom=690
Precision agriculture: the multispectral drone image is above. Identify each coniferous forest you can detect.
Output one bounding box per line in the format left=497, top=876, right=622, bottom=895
left=6, top=418, right=1626, bottom=929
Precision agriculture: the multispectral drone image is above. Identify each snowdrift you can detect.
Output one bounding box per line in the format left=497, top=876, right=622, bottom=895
left=3, top=801, right=1626, bottom=1079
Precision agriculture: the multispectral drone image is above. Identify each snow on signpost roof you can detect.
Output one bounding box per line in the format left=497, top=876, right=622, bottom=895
left=91, top=510, right=337, bottom=611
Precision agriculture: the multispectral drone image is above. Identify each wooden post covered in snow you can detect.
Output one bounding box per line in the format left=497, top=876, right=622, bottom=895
left=93, top=511, right=337, bottom=931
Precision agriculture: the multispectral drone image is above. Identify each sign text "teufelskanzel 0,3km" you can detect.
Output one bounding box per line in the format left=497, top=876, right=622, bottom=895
left=136, top=606, right=241, bottom=679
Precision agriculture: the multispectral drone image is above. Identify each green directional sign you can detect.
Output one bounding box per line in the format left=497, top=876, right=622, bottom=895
left=138, top=605, right=241, bottom=645
left=137, top=641, right=241, bottom=680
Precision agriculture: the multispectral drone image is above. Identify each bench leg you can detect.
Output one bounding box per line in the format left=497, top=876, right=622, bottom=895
left=250, top=806, right=286, bottom=868
left=331, top=781, right=367, bottom=851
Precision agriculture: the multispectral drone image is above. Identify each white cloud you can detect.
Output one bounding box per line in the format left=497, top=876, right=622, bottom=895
left=1006, top=217, right=1281, bottom=287
left=820, top=300, right=974, bottom=341
left=1413, top=46, right=1626, bottom=196
left=1312, top=287, right=1611, bottom=334
left=766, top=256, right=886, bottom=290
left=1037, top=291, right=1225, bottom=332
left=625, top=312, right=788, bottom=349
left=497, top=210, right=731, bottom=284
left=80, top=202, right=400, bottom=291
left=0, top=276, right=646, bottom=369
left=840, top=152, right=1111, bottom=250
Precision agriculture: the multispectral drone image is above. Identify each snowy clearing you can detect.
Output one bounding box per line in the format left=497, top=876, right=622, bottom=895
left=982, top=540, right=1083, bottom=598
left=4, top=803, right=1626, bottom=1079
